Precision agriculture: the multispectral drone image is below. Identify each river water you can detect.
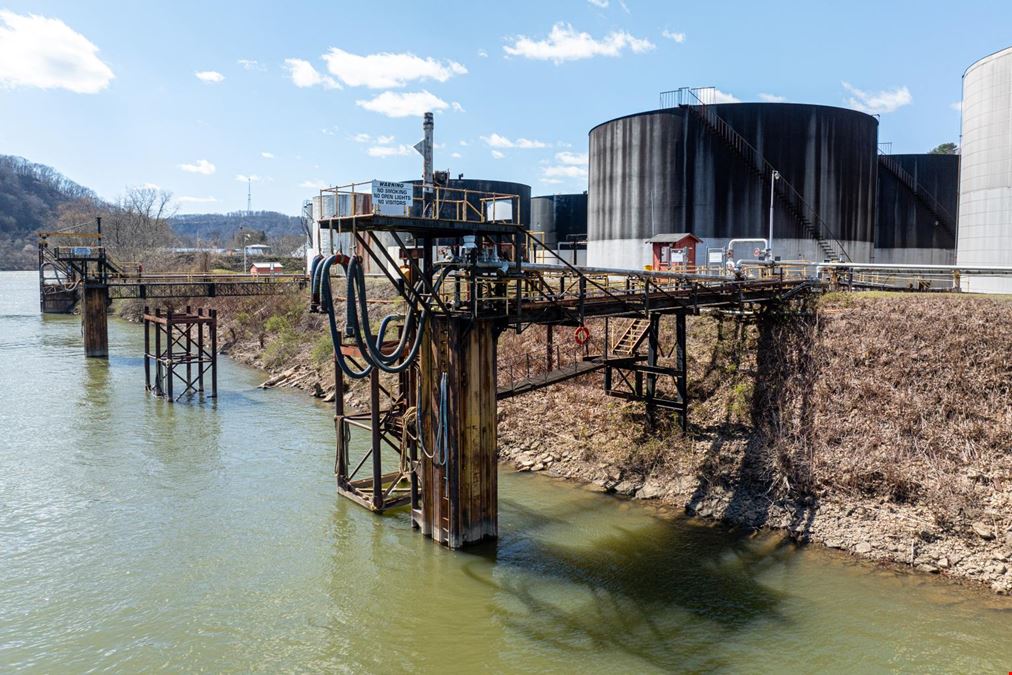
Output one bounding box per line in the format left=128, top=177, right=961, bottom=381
left=1, top=270, right=1010, bottom=672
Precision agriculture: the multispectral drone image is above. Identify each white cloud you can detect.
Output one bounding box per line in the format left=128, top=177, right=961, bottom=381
left=284, top=58, right=340, bottom=89
left=195, top=70, right=224, bottom=84
left=356, top=90, right=448, bottom=118
left=300, top=179, right=328, bottom=190
left=542, top=178, right=564, bottom=185
left=556, top=151, right=588, bottom=165
left=503, top=22, right=654, bottom=63
left=842, top=82, right=911, bottom=114
left=356, top=133, right=396, bottom=144
left=0, top=10, right=114, bottom=93
left=481, top=133, right=548, bottom=149
left=368, top=144, right=413, bottom=158
left=451, top=152, right=462, bottom=159
left=711, top=88, right=740, bottom=104
left=491, top=150, right=505, bottom=159
left=587, top=0, right=609, bottom=6
left=759, top=92, right=786, bottom=103
left=451, top=101, right=465, bottom=113
left=661, top=29, right=685, bottom=43
left=177, top=196, right=218, bottom=204
left=140, top=182, right=160, bottom=190
left=179, top=159, right=216, bottom=175
left=235, top=174, right=262, bottom=183
left=237, top=59, right=264, bottom=71
left=261, top=151, right=274, bottom=159
left=477, top=49, right=488, bottom=58
left=950, top=101, right=962, bottom=113
left=459, top=140, right=469, bottom=146
left=543, top=165, right=588, bottom=178
left=322, top=48, right=467, bottom=88
left=321, top=126, right=339, bottom=136
left=618, top=0, right=631, bottom=13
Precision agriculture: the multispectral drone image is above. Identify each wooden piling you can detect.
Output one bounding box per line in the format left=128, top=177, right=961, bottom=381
left=418, top=316, right=497, bottom=549
left=82, top=285, right=109, bottom=358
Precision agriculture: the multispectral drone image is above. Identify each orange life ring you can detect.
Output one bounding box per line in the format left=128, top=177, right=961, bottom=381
left=574, top=325, right=590, bottom=346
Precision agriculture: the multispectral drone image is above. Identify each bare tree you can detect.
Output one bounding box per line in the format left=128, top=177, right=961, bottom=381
left=103, top=186, right=177, bottom=259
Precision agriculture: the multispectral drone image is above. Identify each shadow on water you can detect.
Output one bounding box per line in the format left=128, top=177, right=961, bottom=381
left=460, top=496, right=794, bottom=671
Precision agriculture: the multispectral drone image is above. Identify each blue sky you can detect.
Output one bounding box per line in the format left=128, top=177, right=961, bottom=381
left=0, top=0, right=1007, bottom=215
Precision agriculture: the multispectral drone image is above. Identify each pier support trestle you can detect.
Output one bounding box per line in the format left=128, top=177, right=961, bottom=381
left=143, top=306, right=217, bottom=401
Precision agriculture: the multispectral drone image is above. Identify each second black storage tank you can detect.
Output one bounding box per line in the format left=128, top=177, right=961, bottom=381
left=875, top=154, right=959, bottom=264
left=531, top=193, right=588, bottom=247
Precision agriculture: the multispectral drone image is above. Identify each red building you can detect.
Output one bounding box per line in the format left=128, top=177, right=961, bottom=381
left=648, top=233, right=702, bottom=271
left=249, top=262, right=284, bottom=276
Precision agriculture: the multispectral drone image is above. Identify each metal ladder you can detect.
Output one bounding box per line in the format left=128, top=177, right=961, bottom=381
left=612, top=318, right=651, bottom=356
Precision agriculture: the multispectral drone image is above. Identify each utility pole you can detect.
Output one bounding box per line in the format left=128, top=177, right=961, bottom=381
left=768, top=169, right=779, bottom=259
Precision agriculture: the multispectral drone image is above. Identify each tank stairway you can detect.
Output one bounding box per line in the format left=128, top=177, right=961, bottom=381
left=611, top=317, right=651, bottom=356
left=677, top=90, right=851, bottom=262
left=878, top=155, right=958, bottom=237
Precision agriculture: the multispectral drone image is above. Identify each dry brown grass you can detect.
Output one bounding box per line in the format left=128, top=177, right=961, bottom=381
left=498, top=293, right=1012, bottom=533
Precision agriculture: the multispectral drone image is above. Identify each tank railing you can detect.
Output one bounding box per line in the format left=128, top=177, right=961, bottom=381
left=318, top=180, right=521, bottom=226
left=877, top=154, right=958, bottom=236
left=660, top=86, right=721, bottom=108
left=676, top=87, right=852, bottom=263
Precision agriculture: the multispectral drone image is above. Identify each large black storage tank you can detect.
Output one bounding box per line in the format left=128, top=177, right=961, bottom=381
left=875, top=154, right=959, bottom=264
left=531, top=193, right=588, bottom=247
left=588, top=103, right=879, bottom=268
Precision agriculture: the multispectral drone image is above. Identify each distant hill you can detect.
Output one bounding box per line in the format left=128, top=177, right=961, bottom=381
left=170, top=211, right=307, bottom=245
left=0, top=155, right=98, bottom=235
left=0, top=155, right=101, bottom=269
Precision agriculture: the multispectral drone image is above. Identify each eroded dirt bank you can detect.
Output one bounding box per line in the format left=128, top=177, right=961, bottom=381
left=123, top=290, right=1012, bottom=593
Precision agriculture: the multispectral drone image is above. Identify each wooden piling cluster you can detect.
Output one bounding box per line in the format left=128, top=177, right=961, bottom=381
left=143, top=306, right=217, bottom=401
left=415, top=317, right=498, bottom=548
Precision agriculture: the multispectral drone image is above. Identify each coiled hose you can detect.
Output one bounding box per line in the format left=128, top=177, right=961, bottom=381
left=313, top=253, right=449, bottom=378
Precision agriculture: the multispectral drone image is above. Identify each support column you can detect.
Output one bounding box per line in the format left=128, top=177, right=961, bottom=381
left=675, top=310, right=688, bottom=432
left=82, top=285, right=109, bottom=358
left=418, top=316, right=498, bottom=549
left=645, top=312, right=660, bottom=430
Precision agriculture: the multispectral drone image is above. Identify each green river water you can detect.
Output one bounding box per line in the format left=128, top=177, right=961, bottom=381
left=1, top=270, right=1011, bottom=673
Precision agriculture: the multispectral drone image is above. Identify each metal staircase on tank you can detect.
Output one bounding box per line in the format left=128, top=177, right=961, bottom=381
left=661, top=87, right=852, bottom=263
left=878, top=154, right=958, bottom=239
left=611, top=317, right=651, bottom=356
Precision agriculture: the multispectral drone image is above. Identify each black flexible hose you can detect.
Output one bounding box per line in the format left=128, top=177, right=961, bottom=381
left=319, top=255, right=372, bottom=379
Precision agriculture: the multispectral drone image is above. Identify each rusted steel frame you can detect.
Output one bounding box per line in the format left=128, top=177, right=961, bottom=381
left=676, top=310, right=688, bottom=431
left=360, top=231, right=424, bottom=309
left=389, top=232, right=452, bottom=315
left=370, top=370, right=383, bottom=508
left=144, top=306, right=151, bottom=391
left=196, top=309, right=205, bottom=394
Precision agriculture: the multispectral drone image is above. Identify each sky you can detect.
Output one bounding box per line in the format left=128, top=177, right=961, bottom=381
left=0, top=0, right=1008, bottom=216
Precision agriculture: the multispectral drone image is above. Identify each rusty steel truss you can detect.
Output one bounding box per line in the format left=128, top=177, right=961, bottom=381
left=144, top=306, right=218, bottom=402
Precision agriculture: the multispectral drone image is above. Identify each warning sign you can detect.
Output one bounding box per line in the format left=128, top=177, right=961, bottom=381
left=371, top=180, right=413, bottom=216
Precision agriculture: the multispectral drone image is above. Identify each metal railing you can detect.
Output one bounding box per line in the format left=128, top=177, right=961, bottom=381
left=318, top=181, right=521, bottom=226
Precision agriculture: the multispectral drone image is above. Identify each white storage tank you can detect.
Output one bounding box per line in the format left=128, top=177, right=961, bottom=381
left=956, top=46, right=1012, bottom=292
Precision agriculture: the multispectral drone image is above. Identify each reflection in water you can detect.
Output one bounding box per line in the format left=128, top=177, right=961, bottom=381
left=2, top=271, right=1012, bottom=673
